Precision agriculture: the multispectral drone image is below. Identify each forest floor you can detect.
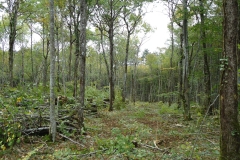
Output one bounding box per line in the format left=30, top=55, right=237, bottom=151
left=1, top=102, right=220, bottom=160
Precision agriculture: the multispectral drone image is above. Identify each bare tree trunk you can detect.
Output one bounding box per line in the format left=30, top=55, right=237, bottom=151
left=178, top=34, right=183, bottom=109
left=168, top=1, right=177, bottom=105
left=49, top=0, right=56, bottom=142
left=123, top=32, right=130, bottom=102
left=21, top=49, right=24, bottom=85
left=132, top=51, right=138, bottom=105
left=78, top=0, right=87, bottom=130
left=108, top=24, right=115, bottom=111
left=182, top=0, right=191, bottom=120
left=73, top=51, right=79, bottom=97
left=69, top=0, right=81, bottom=98
left=56, top=25, right=61, bottom=91
left=42, top=24, right=49, bottom=93
left=73, top=23, right=80, bottom=97
left=8, top=0, right=20, bottom=87
left=220, top=0, right=240, bottom=159
left=108, top=0, right=116, bottom=111
left=199, top=0, right=211, bottom=114
left=30, top=24, right=34, bottom=84
left=68, top=24, right=73, bottom=81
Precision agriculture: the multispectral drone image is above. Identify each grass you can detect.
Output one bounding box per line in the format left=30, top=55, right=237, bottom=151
left=0, top=102, right=220, bottom=160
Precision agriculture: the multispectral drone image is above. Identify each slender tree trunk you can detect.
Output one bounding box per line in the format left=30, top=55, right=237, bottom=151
left=220, top=0, right=240, bottom=159
left=30, top=24, right=34, bottom=84
left=108, top=25, right=115, bottom=111
left=169, top=19, right=174, bottom=105
left=238, top=1, right=240, bottom=68
left=21, top=49, right=24, bottom=85
left=43, top=56, right=48, bottom=91
left=78, top=0, right=87, bottom=130
left=42, top=24, right=48, bottom=93
left=8, top=0, right=19, bottom=87
left=49, top=0, right=56, bottom=142
left=168, top=0, right=177, bottom=105
left=100, top=30, right=110, bottom=77
left=132, top=57, right=137, bottom=104
left=61, top=15, right=66, bottom=95
left=73, top=25, right=80, bottom=97
left=71, top=0, right=80, bottom=98
left=68, top=24, right=73, bottom=81
left=56, top=26, right=61, bottom=91
left=199, top=0, right=211, bottom=114
left=123, top=32, right=131, bottom=102
left=182, top=0, right=191, bottom=120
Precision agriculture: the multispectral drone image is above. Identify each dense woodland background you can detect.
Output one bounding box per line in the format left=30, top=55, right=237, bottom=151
left=0, top=0, right=240, bottom=159
left=0, top=0, right=223, bottom=111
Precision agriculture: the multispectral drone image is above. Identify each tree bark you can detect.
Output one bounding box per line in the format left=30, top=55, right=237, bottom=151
left=220, top=0, right=240, bottom=159
left=123, top=32, right=130, bottom=102
left=178, top=33, right=183, bottom=109
left=49, top=0, right=56, bottom=142
left=71, top=0, right=81, bottom=98
left=30, top=24, right=34, bottom=84
left=182, top=0, right=191, bottom=120
left=56, top=25, right=61, bottom=91
left=78, top=0, right=87, bottom=130
left=108, top=24, right=115, bottom=111
left=8, top=0, right=20, bottom=87
left=42, top=25, right=49, bottom=93
left=67, top=23, right=73, bottom=81
left=108, top=0, right=116, bottom=111
left=199, top=0, right=211, bottom=114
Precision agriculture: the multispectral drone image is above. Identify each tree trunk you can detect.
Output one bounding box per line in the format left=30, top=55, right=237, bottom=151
left=199, top=0, right=211, bottom=114
left=73, top=23, right=80, bottom=97
left=49, top=0, right=56, bottom=142
left=30, top=24, right=34, bottom=84
left=182, top=0, right=191, bottom=120
left=178, top=34, right=183, bottom=109
left=220, top=0, right=240, bottom=159
left=8, top=0, right=20, bottom=87
left=68, top=24, right=73, bottom=81
left=108, top=0, right=115, bottom=112
left=56, top=26, right=61, bottom=91
left=43, top=56, right=48, bottom=91
left=42, top=25, right=49, bottom=93
left=78, top=0, right=87, bottom=130
left=123, top=32, right=131, bottom=102
left=21, top=49, right=24, bottom=85
left=108, top=25, right=115, bottom=111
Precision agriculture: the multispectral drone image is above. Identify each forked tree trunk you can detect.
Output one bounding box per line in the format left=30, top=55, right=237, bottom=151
left=220, top=0, right=240, bottom=159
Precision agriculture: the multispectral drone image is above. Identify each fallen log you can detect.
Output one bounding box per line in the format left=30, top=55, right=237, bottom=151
left=22, top=127, right=49, bottom=136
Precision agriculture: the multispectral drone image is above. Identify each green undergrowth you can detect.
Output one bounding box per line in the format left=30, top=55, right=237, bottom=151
left=0, top=85, right=220, bottom=159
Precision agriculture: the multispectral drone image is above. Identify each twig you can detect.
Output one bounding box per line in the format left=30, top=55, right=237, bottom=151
left=75, top=148, right=108, bottom=157
left=58, top=133, right=85, bottom=147
left=139, top=143, right=166, bottom=152
left=206, top=139, right=216, bottom=145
